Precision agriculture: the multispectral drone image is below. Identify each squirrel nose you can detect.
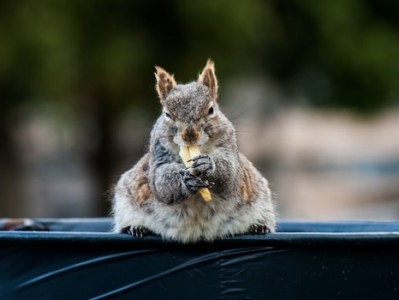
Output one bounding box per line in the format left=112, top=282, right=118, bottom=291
left=181, top=126, right=199, bottom=144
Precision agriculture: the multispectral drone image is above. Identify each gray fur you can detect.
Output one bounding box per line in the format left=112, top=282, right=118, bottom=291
left=112, top=60, right=276, bottom=243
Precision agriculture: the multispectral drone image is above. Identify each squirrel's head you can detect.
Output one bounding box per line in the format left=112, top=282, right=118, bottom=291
left=154, top=59, right=222, bottom=147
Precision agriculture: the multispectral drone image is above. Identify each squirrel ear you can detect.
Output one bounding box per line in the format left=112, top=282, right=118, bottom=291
left=198, top=59, right=218, bottom=100
left=155, top=66, right=176, bottom=101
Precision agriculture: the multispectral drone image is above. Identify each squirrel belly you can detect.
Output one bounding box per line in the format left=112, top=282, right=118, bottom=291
left=112, top=151, right=276, bottom=243
left=111, top=59, right=276, bottom=242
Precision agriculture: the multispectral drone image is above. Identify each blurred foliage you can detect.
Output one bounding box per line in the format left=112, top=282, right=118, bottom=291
left=1, top=0, right=398, bottom=216
left=0, top=0, right=398, bottom=114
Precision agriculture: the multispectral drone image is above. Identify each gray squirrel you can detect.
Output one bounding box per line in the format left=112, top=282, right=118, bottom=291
left=112, top=59, right=276, bottom=242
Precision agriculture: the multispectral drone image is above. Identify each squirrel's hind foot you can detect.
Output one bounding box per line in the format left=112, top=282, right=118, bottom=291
left=121, top=226, right=153, bottom=237
left=248, top=224, right=271, bottom=235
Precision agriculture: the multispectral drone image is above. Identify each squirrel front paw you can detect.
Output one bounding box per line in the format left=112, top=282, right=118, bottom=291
left=188, top=154, right=216, bottom=180
left=181, top=169, right=213, bottom=195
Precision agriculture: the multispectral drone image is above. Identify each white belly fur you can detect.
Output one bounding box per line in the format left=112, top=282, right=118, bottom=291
left=113, top=191, right=274, bottom=243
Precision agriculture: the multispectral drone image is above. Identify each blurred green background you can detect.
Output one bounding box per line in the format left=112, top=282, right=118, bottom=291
left=1, top=0, right=399, bottom=219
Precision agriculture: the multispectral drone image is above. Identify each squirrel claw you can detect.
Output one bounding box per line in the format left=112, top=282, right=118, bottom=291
left=122, top=226, right=151, bottom=237
left=248, top=224, right=271, bottom=235
left=205, top=181, right=215, bottom=189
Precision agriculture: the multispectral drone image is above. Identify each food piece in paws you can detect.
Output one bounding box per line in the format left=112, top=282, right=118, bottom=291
left=179, top=145, right=212, bottom=202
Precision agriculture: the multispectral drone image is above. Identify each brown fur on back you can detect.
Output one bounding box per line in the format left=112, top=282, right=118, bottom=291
left=124, top=153, right=151, bottom=205
left=240, top=165, right=254, bottom=202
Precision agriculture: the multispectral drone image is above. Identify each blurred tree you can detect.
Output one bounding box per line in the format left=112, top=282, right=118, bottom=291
left=0, top=0, right=398, bottom=216
left=262, top=0, right=399, bottom=112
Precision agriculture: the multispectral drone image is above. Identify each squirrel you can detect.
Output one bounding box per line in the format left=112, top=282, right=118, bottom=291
left=112, top=59, right=276, bottom=243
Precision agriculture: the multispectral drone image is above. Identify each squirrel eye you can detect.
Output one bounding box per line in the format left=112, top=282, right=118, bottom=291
left=165, top=112, right=172, bottom=119
left=208, top=106, right=214, bottom=115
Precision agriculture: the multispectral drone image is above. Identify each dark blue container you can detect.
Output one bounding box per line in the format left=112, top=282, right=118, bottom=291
left=1, top=219, right=399, bottom=299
